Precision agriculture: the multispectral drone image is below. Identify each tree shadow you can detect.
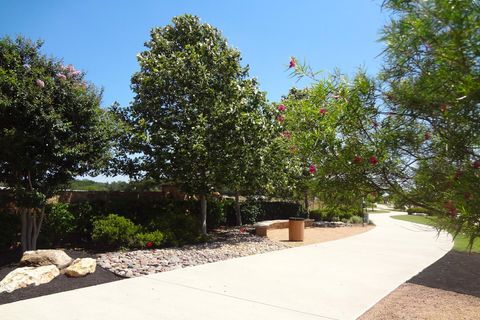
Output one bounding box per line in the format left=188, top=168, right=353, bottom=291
left=407, top=251, right=480, bottom=298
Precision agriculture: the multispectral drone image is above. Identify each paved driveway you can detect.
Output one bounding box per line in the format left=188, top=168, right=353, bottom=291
left=0, top=208, right=452, bottom=320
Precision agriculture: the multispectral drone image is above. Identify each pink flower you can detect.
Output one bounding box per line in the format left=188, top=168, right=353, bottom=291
left=277, top=104, right=286, bottom=112
left=281, top=131, right=291, bottom=139
left=369, top=156, right=378, bottom=165
left=56, top=73, right=67, bottom=81
left=239, top=227, right=246, bottom=233
left=308, top=165, right=316, bottom=174
left=36, top=79, right=45, bottom=88
left=277, top=115, right=285, bottom=123
left=319, top=108, right=327, bottom=115
left=289, top=57, right=296, bottom=69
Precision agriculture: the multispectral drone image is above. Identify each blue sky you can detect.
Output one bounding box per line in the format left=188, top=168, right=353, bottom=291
left=1, top=0, right=389, bottom=181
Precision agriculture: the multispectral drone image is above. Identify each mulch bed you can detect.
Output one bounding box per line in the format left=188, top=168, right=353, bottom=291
left=407, top=251, right=480, bottom=298
left=0, top=249, right=123, bottom=305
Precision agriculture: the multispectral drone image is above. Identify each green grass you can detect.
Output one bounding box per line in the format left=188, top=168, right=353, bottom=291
left=391, top=215, right=480, bottom=254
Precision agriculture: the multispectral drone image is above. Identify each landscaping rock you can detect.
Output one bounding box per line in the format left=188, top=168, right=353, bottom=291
left=20, top=250, right=73, bottom=269
left=0, top=265, right=60, bottom=293
left=64, top=258, right=96, bottom=278
left=98, top=229, right=290, bottom=278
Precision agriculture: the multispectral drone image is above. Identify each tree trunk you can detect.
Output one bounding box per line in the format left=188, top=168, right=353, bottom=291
left=200, top=193, right=207, bottom=235
left=234, top=191, right=242, bottom=226
left=20, top=207, right=44, bottom=252
left=304, top=189, right=309, bottom=218
left=21, top=209, right=28, bottom=252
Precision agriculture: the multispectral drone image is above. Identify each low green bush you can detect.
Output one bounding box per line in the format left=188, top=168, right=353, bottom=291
left=92, top=214, right=140, bottom=249
left=407, top=207, right=430, bottom=215
left=40, top=203, right=76, bottom=246
left=135, top=230, right=165, bottom=248
left=0, top=209, right=20, bottom=251
left=240, top=200, right=264, bottom=224
left=349, top=215, right=364, bottom=224
left=308, top=207, right=361, bottom=222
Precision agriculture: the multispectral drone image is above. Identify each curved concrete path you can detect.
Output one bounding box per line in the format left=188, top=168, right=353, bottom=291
left=0, top=207, right=452, bottom=320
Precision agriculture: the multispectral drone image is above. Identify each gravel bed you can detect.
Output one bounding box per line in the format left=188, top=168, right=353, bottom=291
left=98, top=229, right=290, bottom=278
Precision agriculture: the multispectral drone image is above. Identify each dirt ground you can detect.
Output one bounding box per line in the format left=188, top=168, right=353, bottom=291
left=359, top=251, right=480, bottom=320
left=267, top=225, right=375, bottom=247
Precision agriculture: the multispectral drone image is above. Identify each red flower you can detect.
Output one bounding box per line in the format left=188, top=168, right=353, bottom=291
left=281, top=131, right=291, bottom=139
left=239, top=227, right=246, bottom=233
left=353, top=155, right=362, bottom=164
left=424, top=132, right=431, bottom=140
left=454, top=170, right=463, bottom=180
left=319, top=108, right=327, bottom=115
left=146, top=241, right=153, bottom=248
left=277, top=115, right=285, bottom=123
left=309, top=165, right=317, bottom=174
left=289, top=57, right=296, bottom=68
left=369, top=156, right=378, bottom=165
left=277, top=104, right=286, bottom=112
left=440, top=104, right=447, bottom=113
left=473, top=160, right=480, bottom=169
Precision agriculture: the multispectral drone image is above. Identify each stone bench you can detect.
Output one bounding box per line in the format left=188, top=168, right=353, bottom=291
left=254, top=219, right=314, bottom=236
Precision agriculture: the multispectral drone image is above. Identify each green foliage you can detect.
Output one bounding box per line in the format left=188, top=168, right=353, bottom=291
left=240, top=200, right=264, bottom=224
left=0, top=209, right=20, bottom=251
left=135, top=230, right=165, bottom=248
left=378, top=0, right=480, bottom=247
left=91, top=214, right=140, bottom=249
left=40, top=203, right=76, bottom=245
left=407, top=207, right=430, bottom=215
left=349, top=215, right=364, bottom=224
left=309, top=207, right=362, bottom=222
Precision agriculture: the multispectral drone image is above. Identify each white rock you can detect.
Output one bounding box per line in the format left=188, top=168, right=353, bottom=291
left=0, top=265, right=60, bottom=293
left=20, top=250, right=73, bottom=269
left=64, top=258, right=96, bottom=277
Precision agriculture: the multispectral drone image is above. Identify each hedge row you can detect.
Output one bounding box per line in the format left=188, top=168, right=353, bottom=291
left=0, top=197, right=303, bottom=251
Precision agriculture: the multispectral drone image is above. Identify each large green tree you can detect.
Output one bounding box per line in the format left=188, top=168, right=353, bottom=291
left=378, top=0, right=480, bottom=245
left=0, top=37, right=115, bottom=251
left=125, top=15, right=271, bottom=233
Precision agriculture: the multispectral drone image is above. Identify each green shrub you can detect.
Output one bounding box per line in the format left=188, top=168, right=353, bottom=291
left=0, top=209, right=20, bottom=251
left=241, top=200, right=264, bottom=224
left=92, top=214, right=140, bottom=248
left=407, top=207, right=430, bottom=215
left=40, top=203, right=76, bottom=246
left=135, top=230, right=165, bottom=248
left=146, top=211, right=201, bottom=246
left=349, top=215, right=364, bottom=224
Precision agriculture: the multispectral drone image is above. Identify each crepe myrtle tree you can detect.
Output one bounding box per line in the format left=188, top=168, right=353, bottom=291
left=126, top=15, right=269, bottom=233
left=0, top=37, right=115, bottom=251
left=377, top=0, right=480, bottom=246
left=278, top=67, right=384, bottom=213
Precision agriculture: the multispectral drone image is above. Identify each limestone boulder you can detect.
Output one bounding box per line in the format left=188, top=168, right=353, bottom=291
left=20, top=250, right=72, bottom=269
left=64, top=258, right=96, bottom=277
left=0, top=265, right=60, bottom=293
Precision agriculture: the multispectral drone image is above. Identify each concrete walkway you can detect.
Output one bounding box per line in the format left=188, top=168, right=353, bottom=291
left=0, top=207, right=452, bottom=320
